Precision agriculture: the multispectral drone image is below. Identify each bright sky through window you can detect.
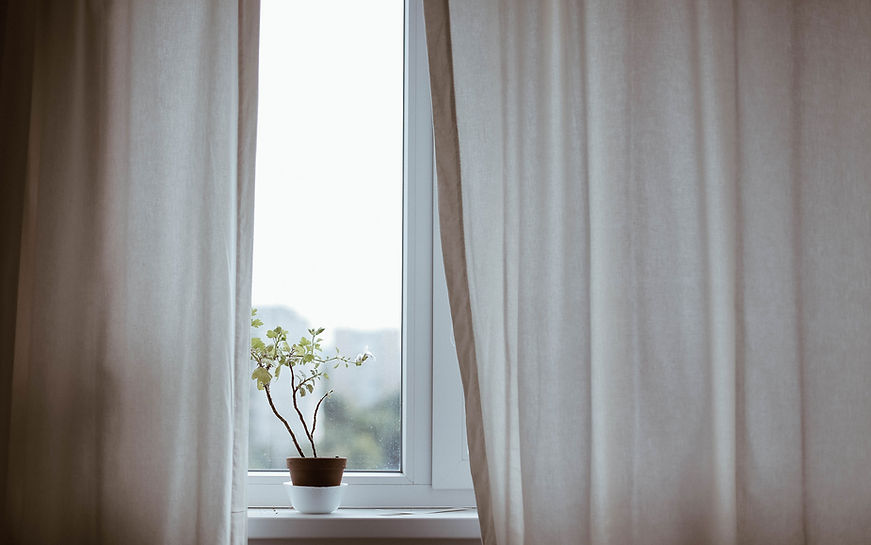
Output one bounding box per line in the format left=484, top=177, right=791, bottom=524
left=253, top=0, right=403, bottom=331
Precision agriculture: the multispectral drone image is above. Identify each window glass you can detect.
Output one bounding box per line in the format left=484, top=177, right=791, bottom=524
left=250, top=0, right=404, bottom=471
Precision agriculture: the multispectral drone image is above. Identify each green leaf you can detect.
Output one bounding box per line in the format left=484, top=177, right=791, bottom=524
left=251, top=318, right=264, bottom=328
left=251, top=367, right=273, bottom=390
left=316, top=327, right=325, bottom=335
left=251, top=367, right=271, bottom=381
left=299, top=388, right=306, bottom=398
left=306, top=383, right=314, bottom=393
left=266, top=330, right=276, bottom=339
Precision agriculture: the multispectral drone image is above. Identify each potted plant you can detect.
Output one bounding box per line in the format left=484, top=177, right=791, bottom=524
left=250, top=309, right=371, bottom=511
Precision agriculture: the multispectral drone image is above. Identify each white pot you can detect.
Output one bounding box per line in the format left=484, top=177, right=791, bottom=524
left=283, top=482, right=348, bottom=514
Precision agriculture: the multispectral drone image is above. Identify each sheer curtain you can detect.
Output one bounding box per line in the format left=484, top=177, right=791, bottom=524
left=425, top=1, right=871, bottom=544
left=1, top=1, right=259, bottom=543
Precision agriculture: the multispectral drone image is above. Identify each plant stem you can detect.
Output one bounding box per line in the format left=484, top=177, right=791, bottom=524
left=295, top=374, right=318, bottom=391
left=289, top=366, right=318, bottom=457
left=312, top=390, right=332, bottom=437
left=264, top=383, right=305, bottom=457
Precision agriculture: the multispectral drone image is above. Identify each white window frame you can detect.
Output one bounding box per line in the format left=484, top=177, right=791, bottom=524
left=247, top=0, right=473, bottom=508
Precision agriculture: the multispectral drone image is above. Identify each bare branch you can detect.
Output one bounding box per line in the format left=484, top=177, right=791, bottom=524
left=289, top=366, right=317, bottom=456
left=264, top=383, right=305, bottom=457
left=311, top=390, right=333, bottom=438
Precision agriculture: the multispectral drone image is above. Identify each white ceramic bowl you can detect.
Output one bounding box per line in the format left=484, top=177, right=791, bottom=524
left=283, top=482, right=348, bottom=514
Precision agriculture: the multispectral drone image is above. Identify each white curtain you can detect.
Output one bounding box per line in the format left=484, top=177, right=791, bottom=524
left=1, top=1, right=259, bottom=543
left=425, top=1, right=871, bottom=544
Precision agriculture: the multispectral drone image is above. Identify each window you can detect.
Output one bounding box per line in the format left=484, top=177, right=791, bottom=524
left=249, top=0, right=473, bottom=507
left=250, top=0, right=403, bottom=474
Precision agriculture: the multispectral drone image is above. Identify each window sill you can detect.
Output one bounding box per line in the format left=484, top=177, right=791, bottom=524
left=248, top=507, right=480, bottom=541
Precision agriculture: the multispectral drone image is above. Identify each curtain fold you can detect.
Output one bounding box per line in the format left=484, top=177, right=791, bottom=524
left=426, top=1, right=871, bottom=544
left=1, top=1, right=259, bottom=543
left=423, top=2, right=498, bottom=542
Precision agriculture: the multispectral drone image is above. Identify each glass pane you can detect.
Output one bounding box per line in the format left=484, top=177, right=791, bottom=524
left=250, top=0, right=403, bottom=471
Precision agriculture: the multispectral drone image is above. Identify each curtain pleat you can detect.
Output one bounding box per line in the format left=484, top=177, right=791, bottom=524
left=0, top=5, right=38, bottom=543
left=232, top=1, right=260, bottom=541
left=423, top=3, right=499, bottom=544
left=1, top=1, right=259, bottom=543
left=426, top=1, right=871, bottom=544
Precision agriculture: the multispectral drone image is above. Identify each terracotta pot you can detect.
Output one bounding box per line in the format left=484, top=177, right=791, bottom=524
left=286, top=457, right=347, bottom=487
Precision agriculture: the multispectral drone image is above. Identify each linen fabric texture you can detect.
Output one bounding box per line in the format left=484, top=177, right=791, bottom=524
left=0, top=1, right=260, bottom=543
left=425, top=1, right=871, bottom=544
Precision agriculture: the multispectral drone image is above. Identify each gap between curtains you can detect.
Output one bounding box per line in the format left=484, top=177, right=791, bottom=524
left=1, top=1, right=259, bottom=544
left=425, top=1, right=871, bottom=544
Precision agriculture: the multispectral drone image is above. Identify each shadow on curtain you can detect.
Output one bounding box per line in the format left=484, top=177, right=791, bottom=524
left=1, top=1, right=259, bottom=544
